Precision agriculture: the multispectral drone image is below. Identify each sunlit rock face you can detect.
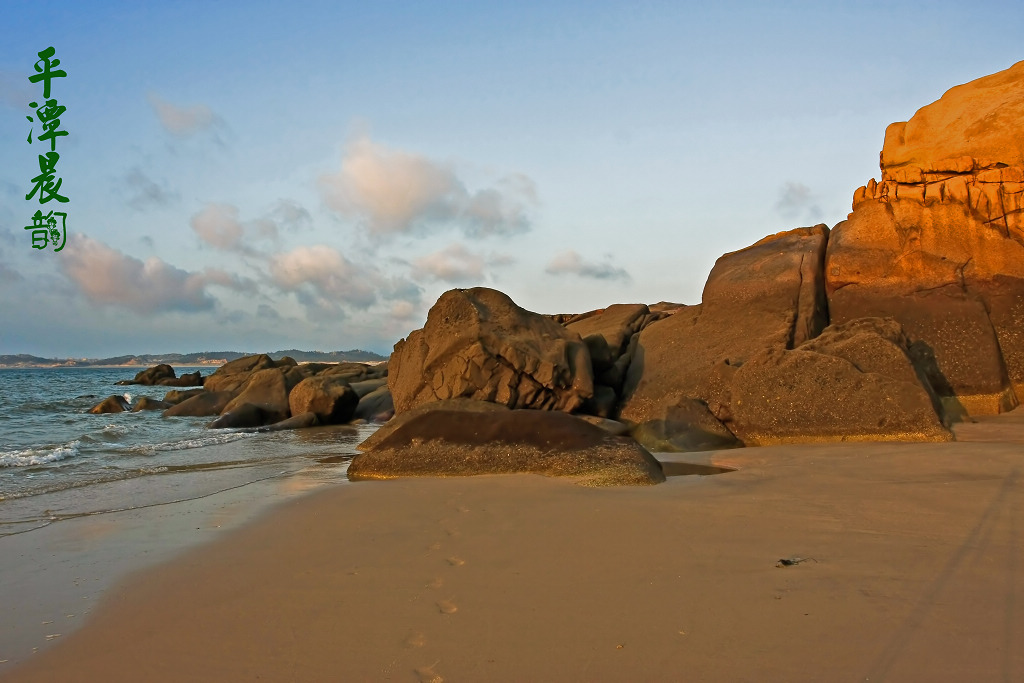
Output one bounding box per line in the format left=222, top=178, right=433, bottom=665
left=828, top=61, right=1024, bottom=416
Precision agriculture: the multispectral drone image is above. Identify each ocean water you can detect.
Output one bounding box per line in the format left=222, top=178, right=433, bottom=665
left=0, top=367, right=375, bottom=538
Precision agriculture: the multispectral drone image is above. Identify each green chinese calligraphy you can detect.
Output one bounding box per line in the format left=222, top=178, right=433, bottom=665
left=26, top=46, right=70, bottom=252
left=26, top=151, right=68, bottom=204
left=24, top=210, right=67, bottom=252
left=28, top=47, right=67, bottom=99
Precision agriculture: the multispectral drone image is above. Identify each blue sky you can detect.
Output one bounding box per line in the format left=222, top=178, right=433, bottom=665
left=1, top=0, right=1022, bottom=357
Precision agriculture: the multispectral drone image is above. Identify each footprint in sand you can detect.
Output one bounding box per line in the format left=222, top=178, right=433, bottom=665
left=403, top=632, right=426, bottom=648
left=427, top=577, right=444, bottom=589
left=436, top=599, right=458, bottom=614
left=415, top=662, right=444, bottom=683
left=446, top=556, right=465, bottom=567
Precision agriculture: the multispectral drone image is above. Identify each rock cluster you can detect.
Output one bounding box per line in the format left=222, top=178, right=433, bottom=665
left=101, top=62, right=1024, bottom=483
left=115, top=364, right=204, bottom=387
left=96, top=357, right=390, bottom=430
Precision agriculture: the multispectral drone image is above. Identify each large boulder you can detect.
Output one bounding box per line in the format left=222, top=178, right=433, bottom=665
left=388, top=287, right=594, bottom=414
left=162, top=390, right=233, bottom=417
left=88, top=395, right=130, bottom=414
left=203, top=355, right=278, bottom=394
left=618, top=225, right=829, bottom=450
left=220, top=367, right=301, bottom=425
left=349, top=400, right=664, bottom=487
left=288, top=375, right=359, bottom=425
left=725, top=318, right=951, bottom=444
left=830, top=60, right=1024, bottom=416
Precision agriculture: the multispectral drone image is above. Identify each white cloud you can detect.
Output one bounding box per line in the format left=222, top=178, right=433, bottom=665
left=190, top=200, right=312, bottom=251
left=146, top=92, right=222, bottom=137
left=545, top=250, right=631, bottom=281
left=59, top=235, right=247, bottom=314
left=190, top=203, right=245, bottom=250
left=412, top=243, right=485, bottom=283
left=319, top=135, right=536, bottom=237
left=270, top=244, right=421, bottom=315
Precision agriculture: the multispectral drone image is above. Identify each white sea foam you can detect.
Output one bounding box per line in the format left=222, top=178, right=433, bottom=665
left=126, top=430, right=255, bottom=456
left=0, top=440, right=80, bottom=468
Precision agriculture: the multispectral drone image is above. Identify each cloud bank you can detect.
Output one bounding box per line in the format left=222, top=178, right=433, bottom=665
left=60, top=235, right=248, bottom=314
left=270, top=244, right=422, bottom=315
left=319, top=135, right=536, bottom=237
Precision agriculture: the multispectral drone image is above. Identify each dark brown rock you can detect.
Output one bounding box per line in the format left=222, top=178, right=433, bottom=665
left=220, top=368, right=298, bottom=425
left=629, top=398, right=739, bottom=452
left=156, top=371, right=203, bottom=387
left=203, top=355, right=278, bottom=394
left=131, top=397, right=172, bottom=412
left=288, top=375, right=359, bottom=425
left=263, top=411, right=320, bottom=431
left=353, top=385, right=394, bottom=422
left=162, top=391, right=233, bottom=417
left=321, top=362, right=386, bottom=383
left=209, top=403, right=269, bottom=429
left=116, top=364, right=176, bottom=386
left=88, top=395, right=130, bottom=414
left=350, top=400, right=664, bottom=487
left=348, top=377, right=388, bottom=398
left=726, top=318, right=952, bottom=444
left=162, top=388, right=205, bottom=405
left=388, top=287, right=594, bottom=415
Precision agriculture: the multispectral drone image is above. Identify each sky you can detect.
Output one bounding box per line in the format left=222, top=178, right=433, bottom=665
left=1, top=0, right=1022, bottom=358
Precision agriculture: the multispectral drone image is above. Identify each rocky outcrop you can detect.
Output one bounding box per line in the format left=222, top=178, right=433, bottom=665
left=203, top=355, right=284, bottom=394
left=288, top=375, right=359, bottom=425
left=830, top=60, right=1024, bottom=415
left=350, top=399, right=664, bottom=486
left=388, top=288, right=594, bottom=414
left=617, top=225, right=829, bottom=450
left=88, top=394, right=130, bottom=414
left=726, top=318, right=952, bottom=444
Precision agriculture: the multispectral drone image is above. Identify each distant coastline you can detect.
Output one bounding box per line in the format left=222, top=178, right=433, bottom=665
left=0, top=349, right=387, bottom=369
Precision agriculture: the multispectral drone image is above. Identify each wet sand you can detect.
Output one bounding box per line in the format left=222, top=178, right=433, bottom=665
left=4, top=413, right=1024, bottom=682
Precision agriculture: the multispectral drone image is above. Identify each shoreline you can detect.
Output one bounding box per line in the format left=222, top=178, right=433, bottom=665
left=0, top=459, right=352, bottom=668
left=4, top=412, right=1024, bottom=681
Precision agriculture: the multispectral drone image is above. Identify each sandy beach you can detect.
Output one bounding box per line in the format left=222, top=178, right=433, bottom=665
left=2, top=411, right=1021, bottom=682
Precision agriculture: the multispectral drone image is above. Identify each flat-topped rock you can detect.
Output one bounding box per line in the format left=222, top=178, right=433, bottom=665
left=350, top=400, right=664, bottom=486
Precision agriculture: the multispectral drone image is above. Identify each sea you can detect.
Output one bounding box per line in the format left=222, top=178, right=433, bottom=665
left=0, top=366, right=376, bottom=540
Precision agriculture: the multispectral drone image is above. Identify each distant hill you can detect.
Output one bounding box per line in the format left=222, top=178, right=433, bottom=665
left=0, top=349, right=387, bottom=368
